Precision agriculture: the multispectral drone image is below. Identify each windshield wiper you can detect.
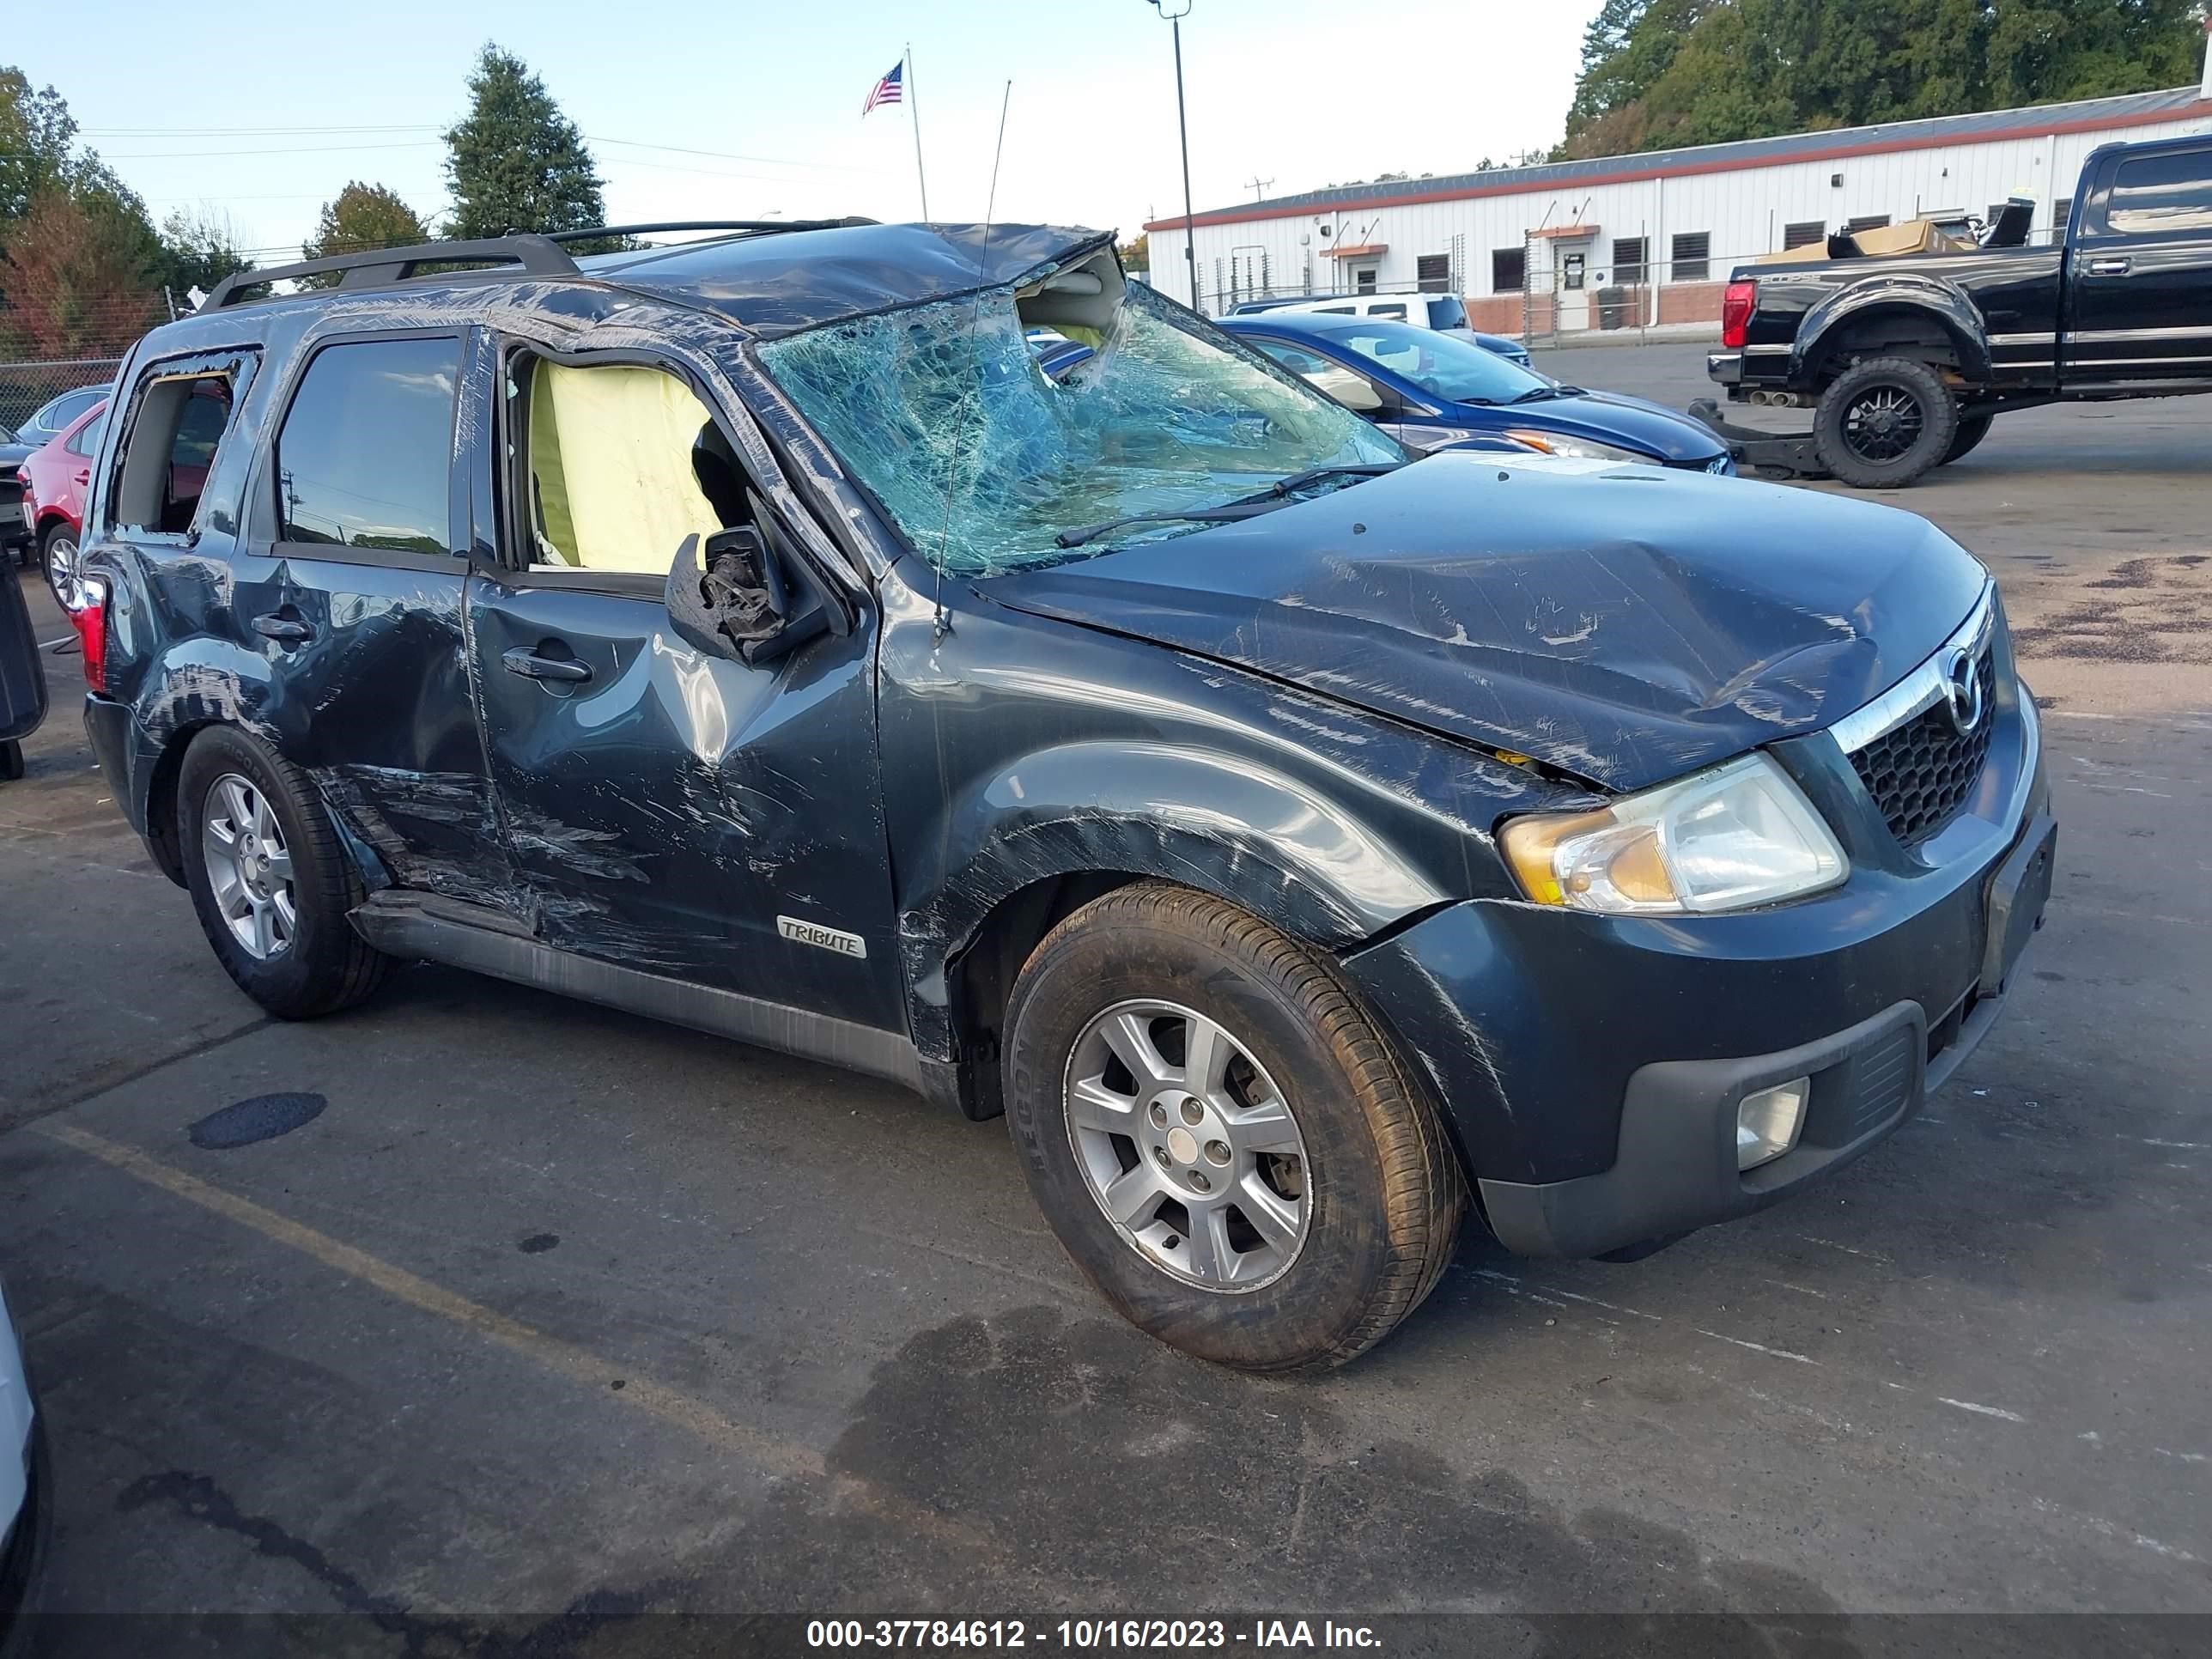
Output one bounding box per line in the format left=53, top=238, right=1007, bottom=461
left=1508, top=386, right=1564, bottom=404
left=1054, top=501, right=1281, bottom=550
left=1265, top=460, right=1403, bottom=497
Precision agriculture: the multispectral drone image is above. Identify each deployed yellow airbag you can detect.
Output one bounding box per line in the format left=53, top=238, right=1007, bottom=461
left=529, top=362, right=726, bottom=572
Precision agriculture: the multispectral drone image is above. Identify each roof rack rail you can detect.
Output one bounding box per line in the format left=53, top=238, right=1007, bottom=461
left=200, top=234, right=579, bottom=311
left=536, top=217, right=879, bottom=243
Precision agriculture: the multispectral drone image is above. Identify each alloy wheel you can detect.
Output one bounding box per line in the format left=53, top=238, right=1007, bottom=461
left=202, top=773, right=297, bottom=960
left=1841, top=386, right=1925, bottom=463
left=44, top=533, right=78, bottom=607
left=1063, top=999, right=1310, bottom=1291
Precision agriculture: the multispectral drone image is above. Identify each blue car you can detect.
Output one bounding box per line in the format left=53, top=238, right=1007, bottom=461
left=1218, top=311, right=1733, bottom=473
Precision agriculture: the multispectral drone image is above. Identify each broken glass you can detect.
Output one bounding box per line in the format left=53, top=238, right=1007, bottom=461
left=757, top=280, right=1402, bottom=575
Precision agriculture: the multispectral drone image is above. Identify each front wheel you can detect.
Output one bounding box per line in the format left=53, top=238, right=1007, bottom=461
left=1813, top=356, right=1960, bottom=489
left=1004, top=883, right=1465, bottom=1373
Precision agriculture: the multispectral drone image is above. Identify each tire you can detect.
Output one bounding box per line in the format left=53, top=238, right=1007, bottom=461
left=1004, top=882, right=1466, bottom=1373
left=38, top=521, right=77, bottom=607
left=1940, top=411, right=1995, bottom=466
left=0, top=741, right=21, bottom=782
left=177, top=726, right=392, bottom=1019
left=1812, top=356, right=1960, bottom=489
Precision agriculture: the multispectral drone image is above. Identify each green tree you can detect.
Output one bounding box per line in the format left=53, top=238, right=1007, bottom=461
left=442, top=45, right=607, bottom=242
left=0, top=67, right=76, bottom=227
left=300, top=182, right=430, bottom=285
left=156, top=206, right=249, bottom=298
left=1559, top=0, right=2207, bottom=160
left=0, top=188, right=165, bottom=356
left=1, top=67, right=169, bottom=348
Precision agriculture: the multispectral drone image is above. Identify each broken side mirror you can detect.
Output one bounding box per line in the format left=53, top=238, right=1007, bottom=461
left=664, top=526, right=789, bottom=665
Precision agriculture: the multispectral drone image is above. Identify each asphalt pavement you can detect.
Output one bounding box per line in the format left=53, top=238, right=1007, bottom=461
left=2, top=347, right=2207, bottom=1646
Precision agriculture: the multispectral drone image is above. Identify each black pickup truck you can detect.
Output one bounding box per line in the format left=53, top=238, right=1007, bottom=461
left=1706, top=131, right=2212, bottom=487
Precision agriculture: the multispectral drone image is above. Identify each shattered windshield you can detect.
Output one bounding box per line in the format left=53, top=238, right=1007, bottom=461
left=757, top=277, right=1402, bottom=574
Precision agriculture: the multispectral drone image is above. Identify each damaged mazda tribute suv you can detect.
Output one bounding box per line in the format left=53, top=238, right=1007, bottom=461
left=69, top=221, right=2053, bottom=1370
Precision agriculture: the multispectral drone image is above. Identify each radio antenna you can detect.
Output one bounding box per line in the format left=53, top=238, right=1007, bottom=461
left=930, top=77, right=1014, bottom=646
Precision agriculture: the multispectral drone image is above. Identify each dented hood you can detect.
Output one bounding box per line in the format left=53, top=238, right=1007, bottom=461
left=979, top=452, right=1990, bottom=792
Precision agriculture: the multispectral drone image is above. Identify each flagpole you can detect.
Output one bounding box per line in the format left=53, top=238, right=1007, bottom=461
left=905, top=43, right=931, bottom=222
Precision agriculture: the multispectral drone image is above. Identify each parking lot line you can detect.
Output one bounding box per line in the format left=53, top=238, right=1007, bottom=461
left=31, top=1118, right=995, bottom=1550
left=33, top=1119, right=817, bottom=1470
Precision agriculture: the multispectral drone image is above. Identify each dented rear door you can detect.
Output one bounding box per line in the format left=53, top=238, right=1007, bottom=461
left=242, top=325, right=517, bottom=910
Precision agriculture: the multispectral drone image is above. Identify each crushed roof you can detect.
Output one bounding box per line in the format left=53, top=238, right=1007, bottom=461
left=580, top=222, right=1109, bottom=337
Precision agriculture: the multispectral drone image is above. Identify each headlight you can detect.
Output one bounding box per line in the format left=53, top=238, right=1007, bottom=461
left=1500, top=753, right=1846, bottom=915
left=1498, top=428, right=1650, bottom=464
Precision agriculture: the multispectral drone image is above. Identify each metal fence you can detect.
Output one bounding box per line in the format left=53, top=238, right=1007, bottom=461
left=0, top=358, right=123, bottom=435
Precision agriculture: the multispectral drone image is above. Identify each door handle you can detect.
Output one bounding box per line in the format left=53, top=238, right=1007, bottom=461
left=250, top=611, right=314, bottom=646
left=502, top=646, right=592, bottom=684
left=2087, top=257, right=2130, bottom=276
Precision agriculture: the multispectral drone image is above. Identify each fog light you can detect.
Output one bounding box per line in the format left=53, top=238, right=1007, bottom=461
left=1737, top=1078, right=1810, bottom=1170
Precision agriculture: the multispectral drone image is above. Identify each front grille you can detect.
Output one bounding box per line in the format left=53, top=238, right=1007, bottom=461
left=1850, top=650, right=1997, bottom=846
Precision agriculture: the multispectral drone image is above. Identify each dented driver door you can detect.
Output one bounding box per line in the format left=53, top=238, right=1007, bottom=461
left=464, top=343, right=903, bottom=1031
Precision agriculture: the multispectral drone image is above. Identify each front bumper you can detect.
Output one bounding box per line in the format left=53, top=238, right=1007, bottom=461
left=1346, top=683, right=2051, bottom=1260
left=1485, top=811, right=2052, bottom=1257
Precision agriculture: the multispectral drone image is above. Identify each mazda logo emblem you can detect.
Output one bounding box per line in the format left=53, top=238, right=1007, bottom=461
left=1942, top=648, right=1985, bottom=736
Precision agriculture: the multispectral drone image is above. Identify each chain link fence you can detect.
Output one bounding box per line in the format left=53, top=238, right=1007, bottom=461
left=1, top=358, right=123, bottom=434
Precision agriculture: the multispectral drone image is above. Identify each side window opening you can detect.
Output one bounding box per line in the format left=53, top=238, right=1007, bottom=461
left=276, top=337, right=459, bottom=555
left=520, top=359, right=732, bottom=574
left=113, top=371, right=240, bottom=535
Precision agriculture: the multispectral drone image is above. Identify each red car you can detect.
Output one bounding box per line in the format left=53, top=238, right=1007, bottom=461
left=22, top=399, right=106, bottom=604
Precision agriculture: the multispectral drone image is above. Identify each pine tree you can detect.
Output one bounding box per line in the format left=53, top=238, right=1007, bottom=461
left=442, top=45, right=607, bottom=242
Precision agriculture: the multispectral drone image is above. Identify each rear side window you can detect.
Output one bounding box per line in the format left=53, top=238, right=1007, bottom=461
left=112, top=364, right=246, bottom=537
left=276, top=337, right=459, bottom=554
left=2105, top=149, right=2212, bottom=235
left=44, top=388, right=103, bottom=431
left=64, top=410, right=106, bottom=458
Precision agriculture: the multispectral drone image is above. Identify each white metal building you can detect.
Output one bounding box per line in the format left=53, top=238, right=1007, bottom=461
left=1146, top=77, right=2212, bottom=333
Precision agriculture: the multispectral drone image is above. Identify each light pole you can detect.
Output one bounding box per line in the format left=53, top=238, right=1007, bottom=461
left=1148, top=0, right=1199, bottom=309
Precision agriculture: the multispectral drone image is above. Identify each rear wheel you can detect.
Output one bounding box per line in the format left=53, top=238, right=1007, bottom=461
left=1940, top=411, right=1995, bottom=465
left=178, top=726, right=392, bottom=1018
left=1003, top=882, right=1465, bottom=1373
left=0, top=740, right=21, bottom=782
left=1813, top=356, right=1960, bottom=489
left=38, top=522, right=77, bottom=607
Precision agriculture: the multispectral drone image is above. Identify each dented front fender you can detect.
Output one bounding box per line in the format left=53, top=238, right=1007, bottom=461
left=876, top=560, right=1575, bottom=1062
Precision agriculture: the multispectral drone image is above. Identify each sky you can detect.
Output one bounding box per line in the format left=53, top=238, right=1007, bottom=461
left=41, top=0, right=1601, bottom=263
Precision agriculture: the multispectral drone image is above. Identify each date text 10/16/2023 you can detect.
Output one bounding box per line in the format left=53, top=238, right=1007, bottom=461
left=805, top=1620, right=1383, bottom=1650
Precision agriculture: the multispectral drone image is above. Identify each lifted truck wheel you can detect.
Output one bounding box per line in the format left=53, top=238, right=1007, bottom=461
left=1003, top=882, right=1464, bottom=1373
left=1940, top=411, right=1995, bottom=466
left=1813, top=357, right=1960, bottom=489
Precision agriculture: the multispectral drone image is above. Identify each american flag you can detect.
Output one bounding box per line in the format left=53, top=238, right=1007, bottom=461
left=862, top=61, right=903, bottom=116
